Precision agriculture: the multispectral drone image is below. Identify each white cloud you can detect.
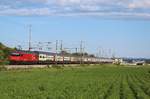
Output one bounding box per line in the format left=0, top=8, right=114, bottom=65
left=55, top=0, right=81, bottom=5
left=54, top=0, right=130, bottom=6
left=0, top=8, right=57, bottom=16
left=0, top=0, right=150, bottom=19
left=128, top=0, right=150, bottom=9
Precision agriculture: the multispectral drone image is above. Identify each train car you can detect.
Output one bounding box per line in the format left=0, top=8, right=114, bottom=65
left=70, top=56, right=80, bottom=64
left=63, top=56, right=71, bottom=64
left=9, top=51, right=38, bottom=64
left=99, top=58, right=114, bottom=64
left=55, top=55, right=63, bottom=64
left=70, top=57, right=77, bottom=64
left=36, top=51, right=55, bottom=64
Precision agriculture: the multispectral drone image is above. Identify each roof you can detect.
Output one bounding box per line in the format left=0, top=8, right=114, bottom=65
left=34, top=51, right=56, bottom=55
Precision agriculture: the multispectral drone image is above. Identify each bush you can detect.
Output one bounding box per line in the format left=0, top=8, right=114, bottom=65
left=52, top=65, right=63, bottom=69
left=0, top=42, right=15, bottom=65
left=0, top=65, right=7, bottom=71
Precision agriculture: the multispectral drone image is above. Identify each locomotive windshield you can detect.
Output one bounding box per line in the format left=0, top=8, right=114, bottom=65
left=11, top=53, right=21, bottom=56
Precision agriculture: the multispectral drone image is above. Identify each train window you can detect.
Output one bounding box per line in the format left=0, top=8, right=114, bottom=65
left=11, top=53, right=21, bottom=56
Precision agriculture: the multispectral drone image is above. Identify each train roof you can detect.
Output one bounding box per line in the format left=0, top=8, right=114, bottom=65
left=34, top=51, right=56, bottom=55
left=12, top=50, right=55, bottom=55
left=11, top=50, right=36, bottom=54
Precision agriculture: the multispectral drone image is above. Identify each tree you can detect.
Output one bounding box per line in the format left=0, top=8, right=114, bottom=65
left=0, top=42, right=15, bottom=65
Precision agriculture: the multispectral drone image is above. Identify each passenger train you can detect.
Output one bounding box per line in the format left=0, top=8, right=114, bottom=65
left=9, top=50, right=114, bottom=65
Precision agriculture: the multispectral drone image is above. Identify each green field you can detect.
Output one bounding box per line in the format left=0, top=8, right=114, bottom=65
left=0, top=65, right=150, bottom=99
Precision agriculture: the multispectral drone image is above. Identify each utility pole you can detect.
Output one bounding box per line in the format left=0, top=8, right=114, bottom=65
left=82, top=47, right=85, bottom=65
left=46, top=42, right=52, bottom=51
left=98, top=47, right=101, bottom=64
left=60, top=40, right=63, bottom=51
left=55, top=40, right=58, bottom=65
left=29, top=24, right=32, bottom=51
left=60, top=40, right=64, bottom=66
left=108, top=49, right=112, bottom=58
left=99, top=48, right=101, bottom=58
left=80, top=41, right=83, bottom=65
left=75, top=48, right=78, bottom=53
left=112, top=50, right=116, bottom=59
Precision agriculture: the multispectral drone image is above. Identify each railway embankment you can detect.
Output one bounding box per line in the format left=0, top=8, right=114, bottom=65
left=2, top=64, right=150, bottom=70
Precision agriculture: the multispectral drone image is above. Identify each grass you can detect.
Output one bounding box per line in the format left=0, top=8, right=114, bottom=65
left=0, top=65, right=150, bottom=99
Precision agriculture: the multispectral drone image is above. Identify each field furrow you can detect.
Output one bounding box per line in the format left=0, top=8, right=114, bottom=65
left=0, top=65, right=149, bottom=99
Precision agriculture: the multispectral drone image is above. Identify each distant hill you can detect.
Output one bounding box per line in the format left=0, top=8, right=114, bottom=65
left=0, top=42, right=15, bottom=65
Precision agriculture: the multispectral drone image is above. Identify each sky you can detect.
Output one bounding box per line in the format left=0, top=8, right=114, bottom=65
left=0, top=0, right=150, bottom=58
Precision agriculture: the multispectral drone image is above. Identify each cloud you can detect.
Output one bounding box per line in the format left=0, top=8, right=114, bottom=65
left=0, top=0, right=48, bottom=5
left=128, top=0, right=150, bottom=9
left=0, top=0, right=150, bottom=19
left=0, top=8, right=56, bottom=16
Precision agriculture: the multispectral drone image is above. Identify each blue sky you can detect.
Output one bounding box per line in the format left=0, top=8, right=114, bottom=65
left=0, top=0, right=150, bottom=58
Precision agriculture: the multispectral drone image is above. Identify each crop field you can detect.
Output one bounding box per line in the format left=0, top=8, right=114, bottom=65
left=0, top=65, right=150, bottom=99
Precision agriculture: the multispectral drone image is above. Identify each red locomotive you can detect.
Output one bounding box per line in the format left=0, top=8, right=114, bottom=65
left=9, top=51, right=38, bottom=64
